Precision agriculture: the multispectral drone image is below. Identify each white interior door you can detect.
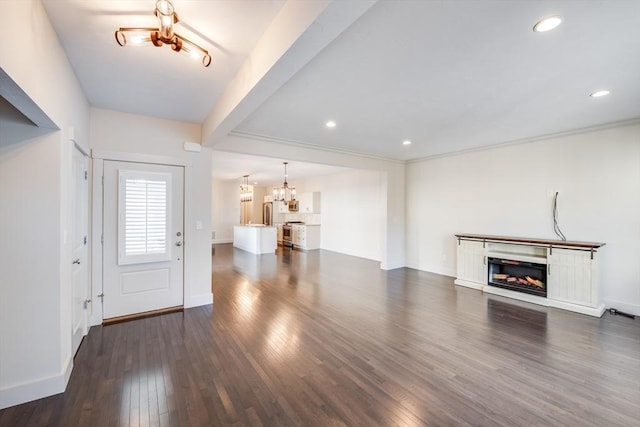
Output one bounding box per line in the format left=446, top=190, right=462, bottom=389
left=103, top=160, right=184, bottom=320
left=71, top=146, right=89, bottom=355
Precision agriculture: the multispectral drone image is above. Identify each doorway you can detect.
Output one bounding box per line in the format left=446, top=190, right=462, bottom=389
left=102, top=160, right=185, bottom=320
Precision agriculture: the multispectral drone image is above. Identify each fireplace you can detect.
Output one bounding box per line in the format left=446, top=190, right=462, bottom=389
left=487, top=257, right=547, bottom=298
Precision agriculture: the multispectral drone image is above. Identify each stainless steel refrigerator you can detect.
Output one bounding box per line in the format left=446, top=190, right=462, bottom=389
left=262, top=202, right=273, bottom=225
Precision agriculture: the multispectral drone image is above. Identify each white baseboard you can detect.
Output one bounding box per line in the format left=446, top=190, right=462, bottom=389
left=62, top=355, right=73, bottom=388
left=212, top=239, right=233, bottom=245
left=454, top=279, right=484, bottom=291
left=548, top=300, right=606, bottom=317
left=604, top=299, right=640, bottom=316
left=420, top=264, right=456, bottom=278
left=453, top=280, right=607, bottom=318
left=0, top=358, right=73, bottom=410
left=381, top=260, right=404, bottom=270
left=185, top=292, right=213, bottom=308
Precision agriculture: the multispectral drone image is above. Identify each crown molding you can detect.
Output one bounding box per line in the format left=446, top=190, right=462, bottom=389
left=408, top=117, right=640, bottom=164
left=228, top=131, right=406, bottom=165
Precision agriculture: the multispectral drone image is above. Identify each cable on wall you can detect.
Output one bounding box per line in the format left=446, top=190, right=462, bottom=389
left=553, top=191, right=567, bottom=241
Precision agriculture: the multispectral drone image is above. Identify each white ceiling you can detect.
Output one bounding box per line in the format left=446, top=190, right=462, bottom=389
left=235, top=0, right=640, bottom=160
left=41, top=0, right=286, bottom=123
left=42, top=0, right=640, bottom=176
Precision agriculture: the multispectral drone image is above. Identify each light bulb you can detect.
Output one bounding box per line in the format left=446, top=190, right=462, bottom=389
left=156, top=0, right=175, bottom=39
left=533, top=15, right=562, bottom=33
left=179, top=39, right=212, bottom=67
left=131, top=35, right=147, bottom=44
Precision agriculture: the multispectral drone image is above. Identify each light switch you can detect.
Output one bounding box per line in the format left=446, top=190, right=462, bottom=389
left=195, top=220, right=203, bottom=230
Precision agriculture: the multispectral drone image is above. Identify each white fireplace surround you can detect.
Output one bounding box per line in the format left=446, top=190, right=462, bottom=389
left=454, top=234, right=605, bottom=317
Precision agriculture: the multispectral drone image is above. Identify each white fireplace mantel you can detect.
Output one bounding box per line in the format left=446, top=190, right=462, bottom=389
left=454, top=233, right=606, bottom=317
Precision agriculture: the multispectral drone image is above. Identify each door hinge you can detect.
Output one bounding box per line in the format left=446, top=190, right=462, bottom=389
left=84, top=170, right=88, bottom=180
left=83, top=236, right=87, bottom=245
left=101, top=234, right=103, bottom=245
left=101, top=175, right=104, bottom=185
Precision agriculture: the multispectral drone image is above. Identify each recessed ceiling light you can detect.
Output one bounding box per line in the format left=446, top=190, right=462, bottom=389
left=590, top=90, right=610, bottom=98
left=533, top=15, right=562, bottom=32
left=325, top=120, right=336, bottom=128
left=403, top=140, right=412, bottom=146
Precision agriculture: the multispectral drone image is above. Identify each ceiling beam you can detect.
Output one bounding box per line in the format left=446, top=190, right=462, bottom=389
left=202, top=0, right=377, bottom=147
left=0, top=68, right=57, bottom=129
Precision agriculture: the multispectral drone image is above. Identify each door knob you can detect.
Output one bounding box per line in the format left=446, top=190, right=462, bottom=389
left=72, top=258, right=81, bottom=265
left=175, top=241, right=183, bottom=247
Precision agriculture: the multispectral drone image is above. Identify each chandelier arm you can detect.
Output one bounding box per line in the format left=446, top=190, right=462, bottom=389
left=115, top=27, right=159, bottom=47
left=173, top=32, right=212, bottom=66
left=173, top=32, right=209, bottom=56
left=116, top=27, right=160, bottom=32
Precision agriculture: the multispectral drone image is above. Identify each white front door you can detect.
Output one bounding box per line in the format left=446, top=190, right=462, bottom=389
left=71, top=146, right=89, bottom=355
left=103, top=160, right=184, bottom=320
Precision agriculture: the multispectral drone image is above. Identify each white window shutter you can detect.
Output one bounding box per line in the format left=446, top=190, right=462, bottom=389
left=118, top=170, right=172, bottom=265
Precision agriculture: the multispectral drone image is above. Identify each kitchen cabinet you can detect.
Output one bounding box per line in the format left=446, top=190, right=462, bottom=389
left=292, top=225, right=320, bottom=250
left=454, top=239, right=487, bottom=290
left=291, top=225, right=302, bottom=247
left=276, top=201, right=289, bottom=213
left=276, top=224, right=283, bottom=244
left=298, top=192, right=321, bottom=214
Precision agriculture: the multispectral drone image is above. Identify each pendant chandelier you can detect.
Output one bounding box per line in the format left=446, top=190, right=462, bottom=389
left=240, top=175, right=252, bottom=202
left=273, top=162, right=296, bottom=202
left=115, top=0, right=212, bottom=67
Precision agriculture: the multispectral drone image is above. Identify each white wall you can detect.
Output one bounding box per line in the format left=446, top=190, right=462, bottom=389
left=90, top=108, right=213, bottom=310
left=293, top=170, right=384, bottom=261
left=0, top=103, right=64, bottom=408
left=406, top=122, right=640, bottom=315
left=0, top=0, right=90, bottom=409
left=211, top=178, right=240, bottom=243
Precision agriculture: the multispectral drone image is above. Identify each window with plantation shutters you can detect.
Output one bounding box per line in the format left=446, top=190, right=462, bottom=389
left=118, top=170, right=172, bottom=265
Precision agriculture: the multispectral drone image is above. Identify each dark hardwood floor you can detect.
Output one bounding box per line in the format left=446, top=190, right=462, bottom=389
left=2, top=244, right=639, bottom=426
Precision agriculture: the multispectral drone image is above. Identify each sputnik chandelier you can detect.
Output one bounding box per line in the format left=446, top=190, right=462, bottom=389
left=115, top=0, right=212, bottom=67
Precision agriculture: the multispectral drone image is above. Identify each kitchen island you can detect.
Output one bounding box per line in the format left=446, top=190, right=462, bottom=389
left=233, top=225, right=277, bottom=254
